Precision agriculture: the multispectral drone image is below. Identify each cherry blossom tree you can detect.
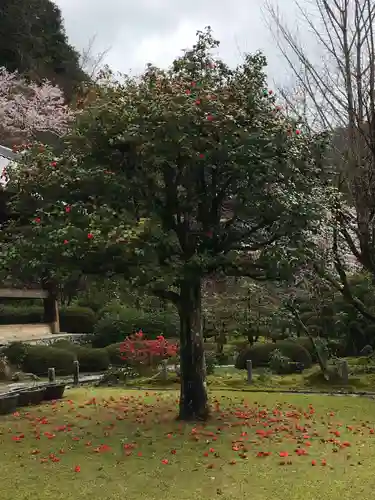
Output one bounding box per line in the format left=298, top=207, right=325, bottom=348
left=0, top=67, right=74, bottom=143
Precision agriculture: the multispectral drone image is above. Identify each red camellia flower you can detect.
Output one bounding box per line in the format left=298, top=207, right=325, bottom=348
left=87, top=233, right=94, bottom=239
left=161, top=459, right=169, bottom=465
left=63, top=239, right=69, bottom=245
left=296, top=129, right=301, bottom=135
left=50, top=161, right=57, bottom=167
left=74, top=465, right=81, bottom=472
left=195, top=99, right=201, bottom=105
left=65, top=206, right=71, bottom=213
left=207, top=114, right=214, bottom=121
left=34, top=217, right=41, bottom=223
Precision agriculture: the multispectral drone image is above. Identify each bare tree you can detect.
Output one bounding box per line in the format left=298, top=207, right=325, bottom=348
left=263, top=0, right=375, bottom=320
left=80, top=35, right=111, bottom=79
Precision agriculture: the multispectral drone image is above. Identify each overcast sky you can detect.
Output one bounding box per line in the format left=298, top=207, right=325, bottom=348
left=54, top=0, right=303, bottom=86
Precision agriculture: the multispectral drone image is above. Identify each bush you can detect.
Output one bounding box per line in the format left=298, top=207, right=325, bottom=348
left=235, top=340, right=312, bottom=370
left=2, top=342, right=28, bottom=367
left=74, top=346, right=110, bottom=372
left=22, top=345, right=75, bottom=376
left=269, top=349, right=305, bottom=374
left=0, top=305, right=43, bottom=324
left=216, top=352, right=232, bottom=365
left=205, top=351, right=216, bottom=375
left=294, top=337, right=317, bottom=362
left=52, top=340, right=78, bottom=351
left=93, top=307, right=177, bottom=347
left=59, top=306, right=96, bottom=334
left=106, top=343, right=129, bottom=366
left=0, top=304, right=96, bottom=334
left=53, top=341, right=110, bottom=372
left=327, top=339, right=346, bottom=357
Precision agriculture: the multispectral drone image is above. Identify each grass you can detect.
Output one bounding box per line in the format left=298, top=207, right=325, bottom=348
left=1, top=388, right=375, bottom=500
left=131, top=364, right=375, bottom=393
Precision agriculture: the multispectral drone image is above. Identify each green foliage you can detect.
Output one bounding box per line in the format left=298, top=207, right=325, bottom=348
left=74, top=346, right=110, bottom=372
left=0, top=0, right=87, bottom=103
left=235, top=340, right=312, bottom=370
left=204, top=351, right=216, bottom=375
left=92, top=307, right=177, bottom=347
left=4, top=27, right=330, bottom=299
left=0, top=304, right=96, bottom=333
left=59, top=306, right=96, bottom=333
left=22, top=345, right=75, bottom=375
left=0, top=306, right=43, bottom=324
left=106, top=343, right=129, bottom=366
left=52, top=339, right=78, bottom=351
left=52, top=340, right=110, bottom=371
left=1, top=341, right=28, bottom=366
left=269, top=349, right=305, bottom=374
left=294, top=337, right=317, bottom=361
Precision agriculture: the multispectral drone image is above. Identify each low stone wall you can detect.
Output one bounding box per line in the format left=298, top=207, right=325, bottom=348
left=0, top=324, right=52, bottom=344
left=0, top=332, right=92, bottom=346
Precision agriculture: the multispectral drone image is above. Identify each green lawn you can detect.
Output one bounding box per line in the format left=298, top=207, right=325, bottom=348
left=1, top=388, right=375, bottom=500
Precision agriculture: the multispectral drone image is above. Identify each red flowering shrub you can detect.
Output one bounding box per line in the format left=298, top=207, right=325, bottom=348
left=119, top=330, right=178, bottom=375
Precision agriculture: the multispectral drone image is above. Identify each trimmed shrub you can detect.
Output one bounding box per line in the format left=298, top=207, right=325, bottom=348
left=235, top=340, right=312, bottom=370
left=106, top=343, right=129, bottom=366
left=0, top=305, right=96, bottom=334
left=216, top=352, right=232, bottom=365
left=53, top=341, right=109, bottom=372
left=327, top=339, right=346, bottom=357
left=74, top=347, right=110, bottom=372
left=52, top=340, right=78, bottom=352
left=93, top=307, right=178, bottom=347
left=294, top=337, right=318, bottom=362
left=0, top=305, right=43, bottom=324
left=269, top=349, right=305, bottom=374
left=22, top=345, right=75, bottom=376
left=59, top=306, right=96, bottom=334
left=205, top=351, right=216, bottom=375
left=2, top=342, right=28, bottom=367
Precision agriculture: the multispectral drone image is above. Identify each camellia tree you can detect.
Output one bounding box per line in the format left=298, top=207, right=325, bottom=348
left=3, top=28, right=332, bottom=420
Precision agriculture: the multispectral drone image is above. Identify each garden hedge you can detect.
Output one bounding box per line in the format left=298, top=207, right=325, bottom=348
left=74, top=346, right=110, bottom=372
left=235, top=340, right=312, bottom=370
left=0, top=305, right=97, bottom=333
left=106, top=343, right=129, bottom=366
left=92, top=307, right=178, bottom=347
left=59, top=306, right=97, bottom=334
left=22, top=345, right=75, bottom=376
left=52, top=341, right=110, bottom=372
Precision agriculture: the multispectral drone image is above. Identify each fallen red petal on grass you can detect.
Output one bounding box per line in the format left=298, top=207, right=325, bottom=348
left=161, top=459, right=169, bottom=465
left=74, top=465, right=81, bottom=472
left=311, top=460, right=317, bottom=466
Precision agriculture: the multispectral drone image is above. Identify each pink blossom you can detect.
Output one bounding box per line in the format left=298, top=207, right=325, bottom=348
left=0, top=67, right=74, bottom=140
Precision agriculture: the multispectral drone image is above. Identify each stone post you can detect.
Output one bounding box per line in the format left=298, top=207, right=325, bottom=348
left=48, top=367, right=56, bottom=383
left=246, top=359, right=253, bottom=384
left=73, top=360, right=80, bottom=386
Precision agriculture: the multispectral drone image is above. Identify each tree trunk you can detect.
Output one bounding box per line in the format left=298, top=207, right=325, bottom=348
left=178, top=279, right=209, bottom=421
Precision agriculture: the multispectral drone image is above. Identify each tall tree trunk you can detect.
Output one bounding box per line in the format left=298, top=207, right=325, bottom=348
left=178, top=279, right=209, bottom=421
